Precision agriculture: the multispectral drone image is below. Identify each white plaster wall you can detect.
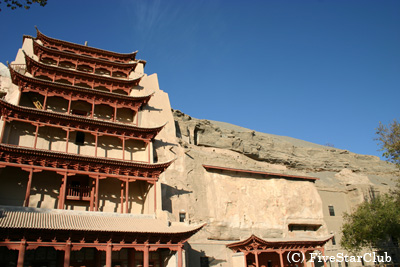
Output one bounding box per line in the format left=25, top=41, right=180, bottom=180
left=231, top=252, right=245, bottom=267
left=46, top=96, right=68, bottom=113
left=29, top=171, right=61, bottom=209
left=0, top=167, right=27, bottom=206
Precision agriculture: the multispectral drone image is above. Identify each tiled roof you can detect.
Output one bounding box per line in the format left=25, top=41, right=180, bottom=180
left=0, top=206, right=202, bottom=235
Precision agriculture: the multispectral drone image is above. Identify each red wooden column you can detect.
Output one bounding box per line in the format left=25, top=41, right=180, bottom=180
left=94, top=132, right=99, bottom=157
left=121, top=136, right=126, bottom=160
left=65, top=128, right=70, bottom=153
left=255, top=250, right=260, bottom=267
left=17, top=239, right=26, bottom=267
left=95, top=175, right=100, bottom=211
left=146, top=141, right=151, bottom=163
left=153, top=181, right=157, bottom=212
left=177, top=244, right=183, bottom=267
left=301, top=250, right=307, bottom=267
left=120, top=181, right=125, bottom=213
left=64, top=241, right=71, bottom=267
left=125, top=180, right=129, bottom=213
left=91, top=99, right=95, bottom=118
left=113, top=105, right=117, bottom=122
left=33, top=124, right=40, bottom=149
left=67, top=94, right=72, bottom=113
left=278, top=250, right=284, bottom=267
left=0, top=117, right=7, bottom=143
left=90, top=178, right=95, bottom=211
left=43, top=90, right=48, bottom=110
left=143, top=245, right=150, bottom=267
left=24, top=169, right=33, bottom=207
left=106, top=242, right=112, bottom=267
left=319, top=248, right=327, bottom=267
left=58, top=172, right=68, bottom=209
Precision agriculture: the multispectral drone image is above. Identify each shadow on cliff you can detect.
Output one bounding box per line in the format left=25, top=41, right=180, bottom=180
left=143, top=105, right=162, bottom=112
left=185, top=243, right=227, bottom=266
left=161, top=184, right=192, bottom=213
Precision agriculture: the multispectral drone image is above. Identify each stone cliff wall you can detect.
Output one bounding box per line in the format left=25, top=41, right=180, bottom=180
left=159, top=110, right=399, bottom=244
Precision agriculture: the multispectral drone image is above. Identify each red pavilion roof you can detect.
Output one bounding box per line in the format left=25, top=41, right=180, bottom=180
left=33, top=27, right=137, bottom=63
left=227, top=235, right=332, bottom=253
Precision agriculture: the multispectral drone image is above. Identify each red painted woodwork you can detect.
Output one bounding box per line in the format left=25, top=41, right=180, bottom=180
left=33, top=40, right=138, bottom=78
left=227, top=235, right=332, bottom=267
left=33, top=28, right=139, bottom=63
left=24, top=53, right=141, bottom=95
left=0, top=29, right=202, bottom=267
left=0, top=144, right=171, bottom=181
left=10, top=67, right=152, bottom=119
left=0, top=99, right=164, bottom=142
left=24, top=169, right=33, bottom=207
left=17, top=240, right=26, bottom=267
left=64, top=242, right=71, bottom=267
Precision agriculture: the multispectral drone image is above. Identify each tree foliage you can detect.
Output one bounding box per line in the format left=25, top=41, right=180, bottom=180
left=0, top=0, right=47, bottom=11
left=376, top=119, right=400, bottom=166
left=340, top=119, right=400, bottom=253
left=340, top=194, right=400, bottom=253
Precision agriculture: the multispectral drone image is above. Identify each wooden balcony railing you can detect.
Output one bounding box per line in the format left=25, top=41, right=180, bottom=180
left=10, top=64, right=26, bottom=74
left=66, top=185, right=91, bottom=201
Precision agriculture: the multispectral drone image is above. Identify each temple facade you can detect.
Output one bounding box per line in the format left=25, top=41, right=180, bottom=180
left=0, top=28, right=202, bottom=267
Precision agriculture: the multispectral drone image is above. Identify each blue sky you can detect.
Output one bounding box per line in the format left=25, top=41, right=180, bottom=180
left=0, top=0, right=399, bottom=158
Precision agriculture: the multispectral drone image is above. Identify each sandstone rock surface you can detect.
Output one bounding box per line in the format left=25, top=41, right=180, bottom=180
left=156, top=110, right=398, bottom=243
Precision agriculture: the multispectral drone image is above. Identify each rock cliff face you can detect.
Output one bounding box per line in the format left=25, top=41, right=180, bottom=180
left=157, top=109, right=398, bottom=243
left=173, top=110, right=395, bottom=174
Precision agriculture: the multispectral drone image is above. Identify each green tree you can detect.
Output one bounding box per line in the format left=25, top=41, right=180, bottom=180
left=340, top=119, right=400, bottom=253
left=0, top=0, right=47, bottom=11
left=376, top=119, right=400, bottom=166
left=340, top=194, right=400, bottom=253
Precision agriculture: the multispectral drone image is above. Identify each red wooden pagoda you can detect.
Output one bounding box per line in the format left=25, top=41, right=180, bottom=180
left=0, top=28, right=202, bottom=267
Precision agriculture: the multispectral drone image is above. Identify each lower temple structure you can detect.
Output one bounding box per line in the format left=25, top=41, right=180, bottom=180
left=0, top=206, right=201, bottom=267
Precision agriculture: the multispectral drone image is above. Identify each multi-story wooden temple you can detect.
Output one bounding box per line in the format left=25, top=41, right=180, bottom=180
left=0, top=28, right=202, bottom=267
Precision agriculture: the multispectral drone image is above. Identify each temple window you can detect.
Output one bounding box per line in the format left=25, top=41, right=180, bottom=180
left=66, top=176, right=90, bottom=201
left=95, top=68, right=111, bottom=76
left=41, top=57, right=57, bottom=65
left=331, top=236, right=336, bottom=245
left=75, top=131, right=85, bottom=145
left=328, top=205, right=335, bottom=216
left=77, top=64, right=93, bottom=73
left=179, top=212, right=186, bottom=222
left=71, top=109, right=88, bottom=117
left=112, top=71, right=127, bottom=78
left=288, top=224, right=321, bottom=232
left=58, top=60, right=75, bottom=69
